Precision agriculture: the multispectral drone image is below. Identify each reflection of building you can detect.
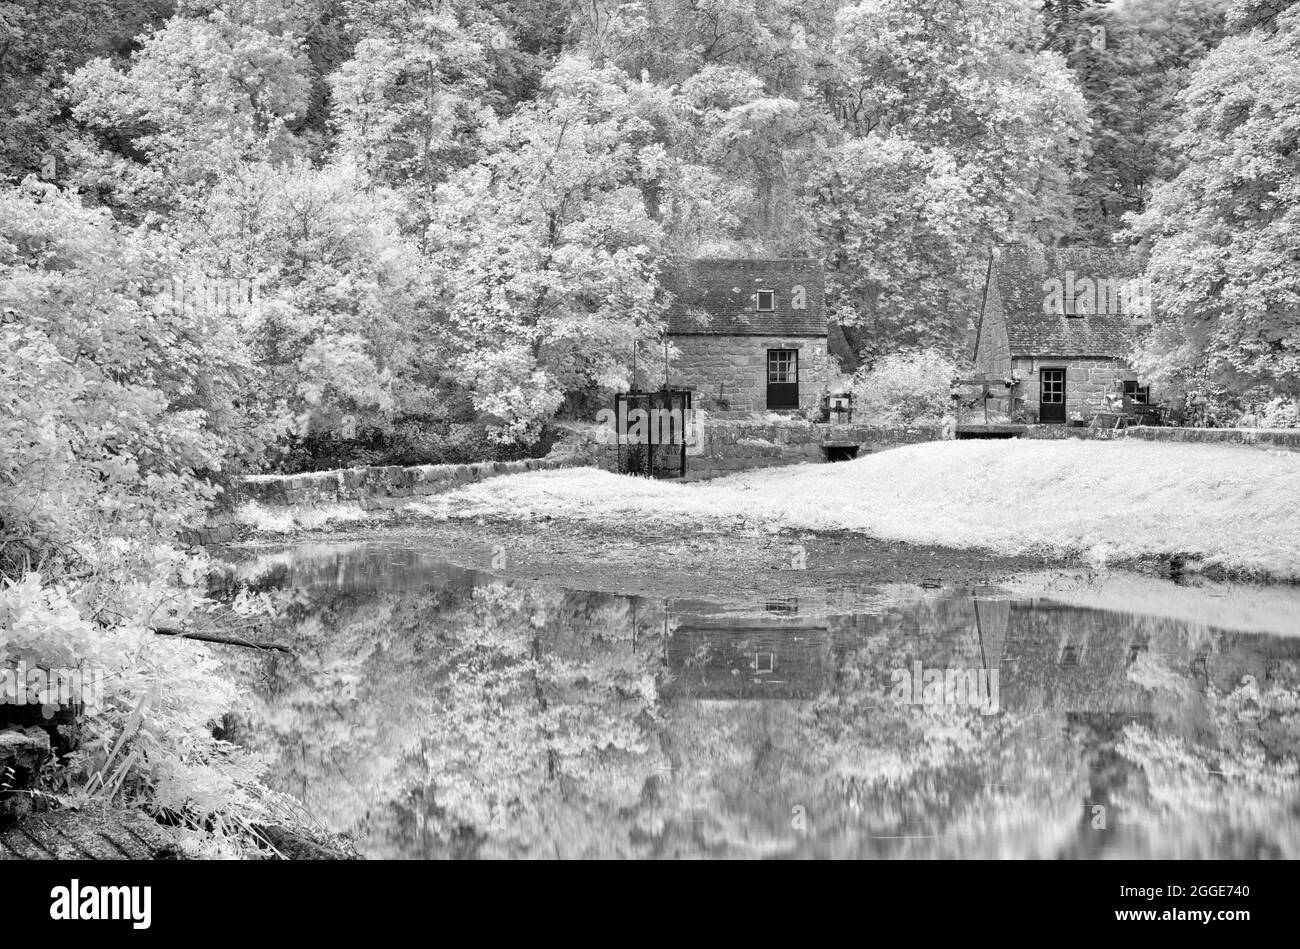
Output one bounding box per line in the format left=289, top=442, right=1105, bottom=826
left=663, top=614, right=837, bottom=700
left=997, top=602, right=1152, bottom=715
left=660, top=595, right=1243, bottom=715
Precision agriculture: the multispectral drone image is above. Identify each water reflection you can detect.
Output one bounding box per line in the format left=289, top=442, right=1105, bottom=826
left=217, top=542, right=1300, bottom=859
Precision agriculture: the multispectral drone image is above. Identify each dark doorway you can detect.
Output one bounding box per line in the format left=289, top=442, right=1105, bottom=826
left=1039, top=368, right=1067, bottom=423
left=766, top=349, right=799, bottom=410
left=824, top=445, right=859, bottom=462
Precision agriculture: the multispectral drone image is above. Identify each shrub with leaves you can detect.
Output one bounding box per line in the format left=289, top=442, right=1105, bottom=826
left=851, top=349, right=960, bottom=427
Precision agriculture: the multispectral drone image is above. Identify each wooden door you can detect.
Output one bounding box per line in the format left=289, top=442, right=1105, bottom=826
left=1039, top=368, right=1066, bottom=423
left=766, top=349, right=799, bottom=410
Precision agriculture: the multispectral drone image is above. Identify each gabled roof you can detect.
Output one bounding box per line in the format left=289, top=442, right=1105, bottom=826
left=994, top=245, right=1146, bottom=358
left=662, top=258, right=827, bottom=336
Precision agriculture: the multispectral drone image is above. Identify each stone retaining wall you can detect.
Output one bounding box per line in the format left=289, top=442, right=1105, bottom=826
left=967, top=423, right=1300, bottom=449
left=965, top=423, right=1300, bottom=449
left=187, top=451, right=583, bottom=544
left=238, top=454, right=573, bottom=508
left=586, top=419, right=939, bottom=482
left=1121, top=425, right=1300, bottom=451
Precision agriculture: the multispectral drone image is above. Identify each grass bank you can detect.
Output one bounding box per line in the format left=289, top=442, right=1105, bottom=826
left=408, top=439, right=1300, bottom=581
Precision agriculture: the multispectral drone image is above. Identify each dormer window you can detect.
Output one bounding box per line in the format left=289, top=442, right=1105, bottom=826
left=1063, top=294, right=1090, bottom=318
left=756, top=289, right=775, bottom=312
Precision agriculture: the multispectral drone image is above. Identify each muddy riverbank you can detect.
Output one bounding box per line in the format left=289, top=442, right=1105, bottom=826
left=223, top=514, right=1081, bottom=603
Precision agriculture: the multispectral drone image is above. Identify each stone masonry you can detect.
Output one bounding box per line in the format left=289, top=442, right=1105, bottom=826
left=185, top=450, right=583, bottom=544
left=1012, top=356, right=1137, bottom=420
left=668, top=335, right=832, bottom=416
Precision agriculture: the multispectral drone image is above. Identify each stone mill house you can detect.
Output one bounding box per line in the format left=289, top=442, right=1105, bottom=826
left=971, top=245, right=1153, bottom=423
left=661, top=258, right=833, bottom=416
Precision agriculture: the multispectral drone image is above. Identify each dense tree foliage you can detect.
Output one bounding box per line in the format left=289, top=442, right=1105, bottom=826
left=1126, top=2, right=1300, bottom=397
left=7, top=0, right=1265, bottom=402
left=1054, top=0, right=1230, bottom=241
left=0, top=182, right=276, bottom=850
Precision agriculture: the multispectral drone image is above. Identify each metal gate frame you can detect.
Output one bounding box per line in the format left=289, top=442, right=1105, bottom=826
left=614, top=389, right=693, bottom=479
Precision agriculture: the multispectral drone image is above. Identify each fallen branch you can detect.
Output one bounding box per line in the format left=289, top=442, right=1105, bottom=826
left=152, top=626, right=293, bottom=654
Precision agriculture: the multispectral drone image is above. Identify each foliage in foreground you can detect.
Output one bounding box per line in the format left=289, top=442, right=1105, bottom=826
left=0, top=181, right=285, bottom=853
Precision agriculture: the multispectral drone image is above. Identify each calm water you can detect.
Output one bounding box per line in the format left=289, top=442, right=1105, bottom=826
left=217, top=541, right=1300, bottom=859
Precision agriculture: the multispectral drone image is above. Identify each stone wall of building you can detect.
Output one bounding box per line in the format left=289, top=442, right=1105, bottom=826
left=1011, top=356, right=1137, bottom=421
left=667, top=334, right=832, bottom=415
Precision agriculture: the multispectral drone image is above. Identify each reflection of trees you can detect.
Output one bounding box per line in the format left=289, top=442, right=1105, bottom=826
left=228, top=580, right=668, bottom=857
left=225, top=557, right=1300, bottom=858
left=1109, top=651, right=1300, bottom=859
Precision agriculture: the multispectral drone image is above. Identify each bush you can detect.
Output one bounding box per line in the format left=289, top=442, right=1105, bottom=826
left=1255, top=398, right=1300, bottom=429
left=852, top=349, right=961, bottom=427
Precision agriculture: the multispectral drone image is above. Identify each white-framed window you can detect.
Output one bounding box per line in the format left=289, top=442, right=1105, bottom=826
left=756, top=289, right=775, bottom=311
left=1040, top=368, right=1065, bottom=403
left=767, top=349, right=797, bottom=384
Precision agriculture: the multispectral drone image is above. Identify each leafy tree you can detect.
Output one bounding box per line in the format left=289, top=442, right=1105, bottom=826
left=429, top=58, right=680, bottom=443
left=1226, top=0, right=1300, bottom=31
left=1126, top=4, right=1300, bottom=396
left=181, top=158, right=434, bottom=446
left=1055, top=0, right=1230, bottom=240
left=852, top=348, right=961, bottom=426
left=1041, top=0, right=1111, bottom=53
left=0, top=0, right=171, bottom=182
left=813, top=138, right=987, bottom=355
left=327, top=1, right=497, bottom=241
left=818, top=0, right=1088, bottom=358
left=64, top=2, right=314, bottom=215
left=576, top=0, right=839, bottom=98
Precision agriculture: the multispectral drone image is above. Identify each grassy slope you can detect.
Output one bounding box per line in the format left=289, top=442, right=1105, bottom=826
left=419, top=439, right=1300, bottom=579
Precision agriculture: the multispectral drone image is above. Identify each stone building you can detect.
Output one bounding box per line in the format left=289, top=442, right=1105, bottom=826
left=972, top=245, right=1152, bottom=423
left=662, top=258, right=832, bottom=416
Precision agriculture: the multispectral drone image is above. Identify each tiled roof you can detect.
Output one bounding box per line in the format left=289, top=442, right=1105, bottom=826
left=662, top=258, right=827, bottom=336
left=995, top=245, right=1146, bottom=358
